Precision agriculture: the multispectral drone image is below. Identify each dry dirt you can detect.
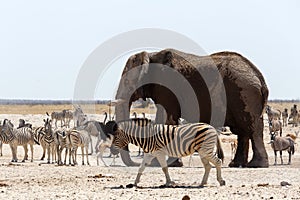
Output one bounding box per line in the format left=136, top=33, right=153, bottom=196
left=0, top=105, right=300, bottom=200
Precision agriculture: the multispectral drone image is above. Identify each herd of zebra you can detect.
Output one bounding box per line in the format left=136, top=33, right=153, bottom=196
left=0, top=106, right=111, bottom=166
left=0, top=106, right=230, bottom=186
left=0, top=104, right=298, bottom=187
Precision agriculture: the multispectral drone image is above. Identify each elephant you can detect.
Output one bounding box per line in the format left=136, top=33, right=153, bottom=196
left=114, top=48, right=269, bottom=168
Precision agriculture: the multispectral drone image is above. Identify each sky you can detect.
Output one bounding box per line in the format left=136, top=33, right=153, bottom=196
left=0, top=1, right=299, bottom=100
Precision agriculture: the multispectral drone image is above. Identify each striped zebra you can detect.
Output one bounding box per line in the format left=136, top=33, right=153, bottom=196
left=282, top=108, right=288, bottom=127
left=289, top=105, right=299, bottom=127
left=0, top=119, right=34, bottom=162
left=76, top=121, right=104, bottom=154
left=105, top=118, right=225, bottom=187
left=51, top=111, right=65, bottom=128
left=42, top=118, right=56, bottom=163
left=33, top=119, right=56, bottom=163
left=63, top=110, right=73, bottom=128
left=68, top=129, right=91, bottom=165
left=53, top=129, right=72, bottom=165
left=73, top=105, right=84, bottom=127
left=266, top=105, right=281, bottom=122
left=18, top=119, right=32, bottom=129
left=32, top=126, right=47, bottom=160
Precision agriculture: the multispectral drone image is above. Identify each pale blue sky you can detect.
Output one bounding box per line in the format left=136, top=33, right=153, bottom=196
left=0, top=1, right=299, bottom=100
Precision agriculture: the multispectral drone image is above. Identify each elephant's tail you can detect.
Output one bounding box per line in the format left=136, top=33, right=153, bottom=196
left=216, top=136, right=224, bottom=163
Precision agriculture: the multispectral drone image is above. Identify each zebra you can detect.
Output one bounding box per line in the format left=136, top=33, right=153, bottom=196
left=42, top=118, right=56, bottom=163
left=73, top=105, right=84, bottom=127
left=32, top=126, right=47, bottom=160
left=17, top=119, right=32, bottom=129
left=132, top=112, right=146, bottom=157
left=289, top=105, right=299, bottom=127
left=282, top=108, right=288, bottom=127
left=53, top=129, right=72, bottom=165
left=266, top=105, right=281, bottom=122
left=105, top=118, right=225, bottom=187
left=63, top=110, right=73, bottom=128
left=68, top=129, right=91, bottom=165
left=51, top=111, right=65, bottom=128
left=0, top=119, right=34, bottom=162
left=32, top=118, right=56, bottom=163
left=76, top=120, right=107, bottom=154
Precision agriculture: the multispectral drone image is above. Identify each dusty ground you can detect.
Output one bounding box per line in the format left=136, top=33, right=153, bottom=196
left=0, top=109, right=300, bottom=200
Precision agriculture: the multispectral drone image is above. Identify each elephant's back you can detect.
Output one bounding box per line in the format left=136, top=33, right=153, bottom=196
left=210, top=51, right=269, bottom=109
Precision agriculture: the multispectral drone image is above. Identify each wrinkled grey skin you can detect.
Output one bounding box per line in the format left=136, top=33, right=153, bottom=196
left=115, top=49, right=269, bottom=168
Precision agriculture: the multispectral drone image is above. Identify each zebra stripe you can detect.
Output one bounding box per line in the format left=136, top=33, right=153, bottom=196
left=43, top=119, right=56, bottom=163
left=0, top=120, right=34, bottom=162
left=54, top=129, right=71, bottom=165
left=68, top=129, right=91, bottom=165
left=106, top=118, right=225, bottom=186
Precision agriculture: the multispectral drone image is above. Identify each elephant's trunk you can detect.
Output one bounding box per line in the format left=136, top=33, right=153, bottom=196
left=115, top=100, right=141, bottom=166
left=119, top=146, right=140, bottom=166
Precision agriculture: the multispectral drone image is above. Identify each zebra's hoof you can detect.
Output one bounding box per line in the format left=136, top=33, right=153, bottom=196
left=220, top=180, right=226, bottom=186
left=22, top=160, right=25, bottom=163
left=165, top=181, right=176, bottom=186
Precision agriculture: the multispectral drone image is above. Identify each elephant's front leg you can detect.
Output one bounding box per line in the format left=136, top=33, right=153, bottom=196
left=229, top=135, right=249, bottom=167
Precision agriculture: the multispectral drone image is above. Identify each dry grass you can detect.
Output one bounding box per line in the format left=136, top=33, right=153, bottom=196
left=0, top=101, right=296, bottom=115
left=0, top=104, right=154, bottom=115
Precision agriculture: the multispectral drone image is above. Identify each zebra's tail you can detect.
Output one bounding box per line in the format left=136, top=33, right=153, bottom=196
left=216, top=136, right=224, bottom=163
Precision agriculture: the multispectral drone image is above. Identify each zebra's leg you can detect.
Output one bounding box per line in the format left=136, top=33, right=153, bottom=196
left=57, top=146, right=61, bottom=165
left=47, top=146, right=51, bottom=164
left=155, top=153, right=174, bottom=186
left=134, top=153, right=155, bottom=186
left=22, top=144, right=28, bottom=162
left=89, top=136, right=93, bottom=155
left=81, top=146, right=85, bottom=165
left=71, top=147, right=77, bottom=166
left=85, top=145, right=90, bottom=165
left=200, top=149, right=225, bottom=186
left=68, top=148, right=72, bottom=165
left=280, top=150, right=283, bottom=165
left=0, top=141, right=2, bottom=156
left=274, top=150, right=277, bottom=165
left=199, top=156, right=211, bottom=186
left=41, top=145, right=46, bottom=160
left=9, top=144, right=16, bottom=162
left=52, top=145, right=56, bottom=163
left=30, top=144, right=34, bottom=162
